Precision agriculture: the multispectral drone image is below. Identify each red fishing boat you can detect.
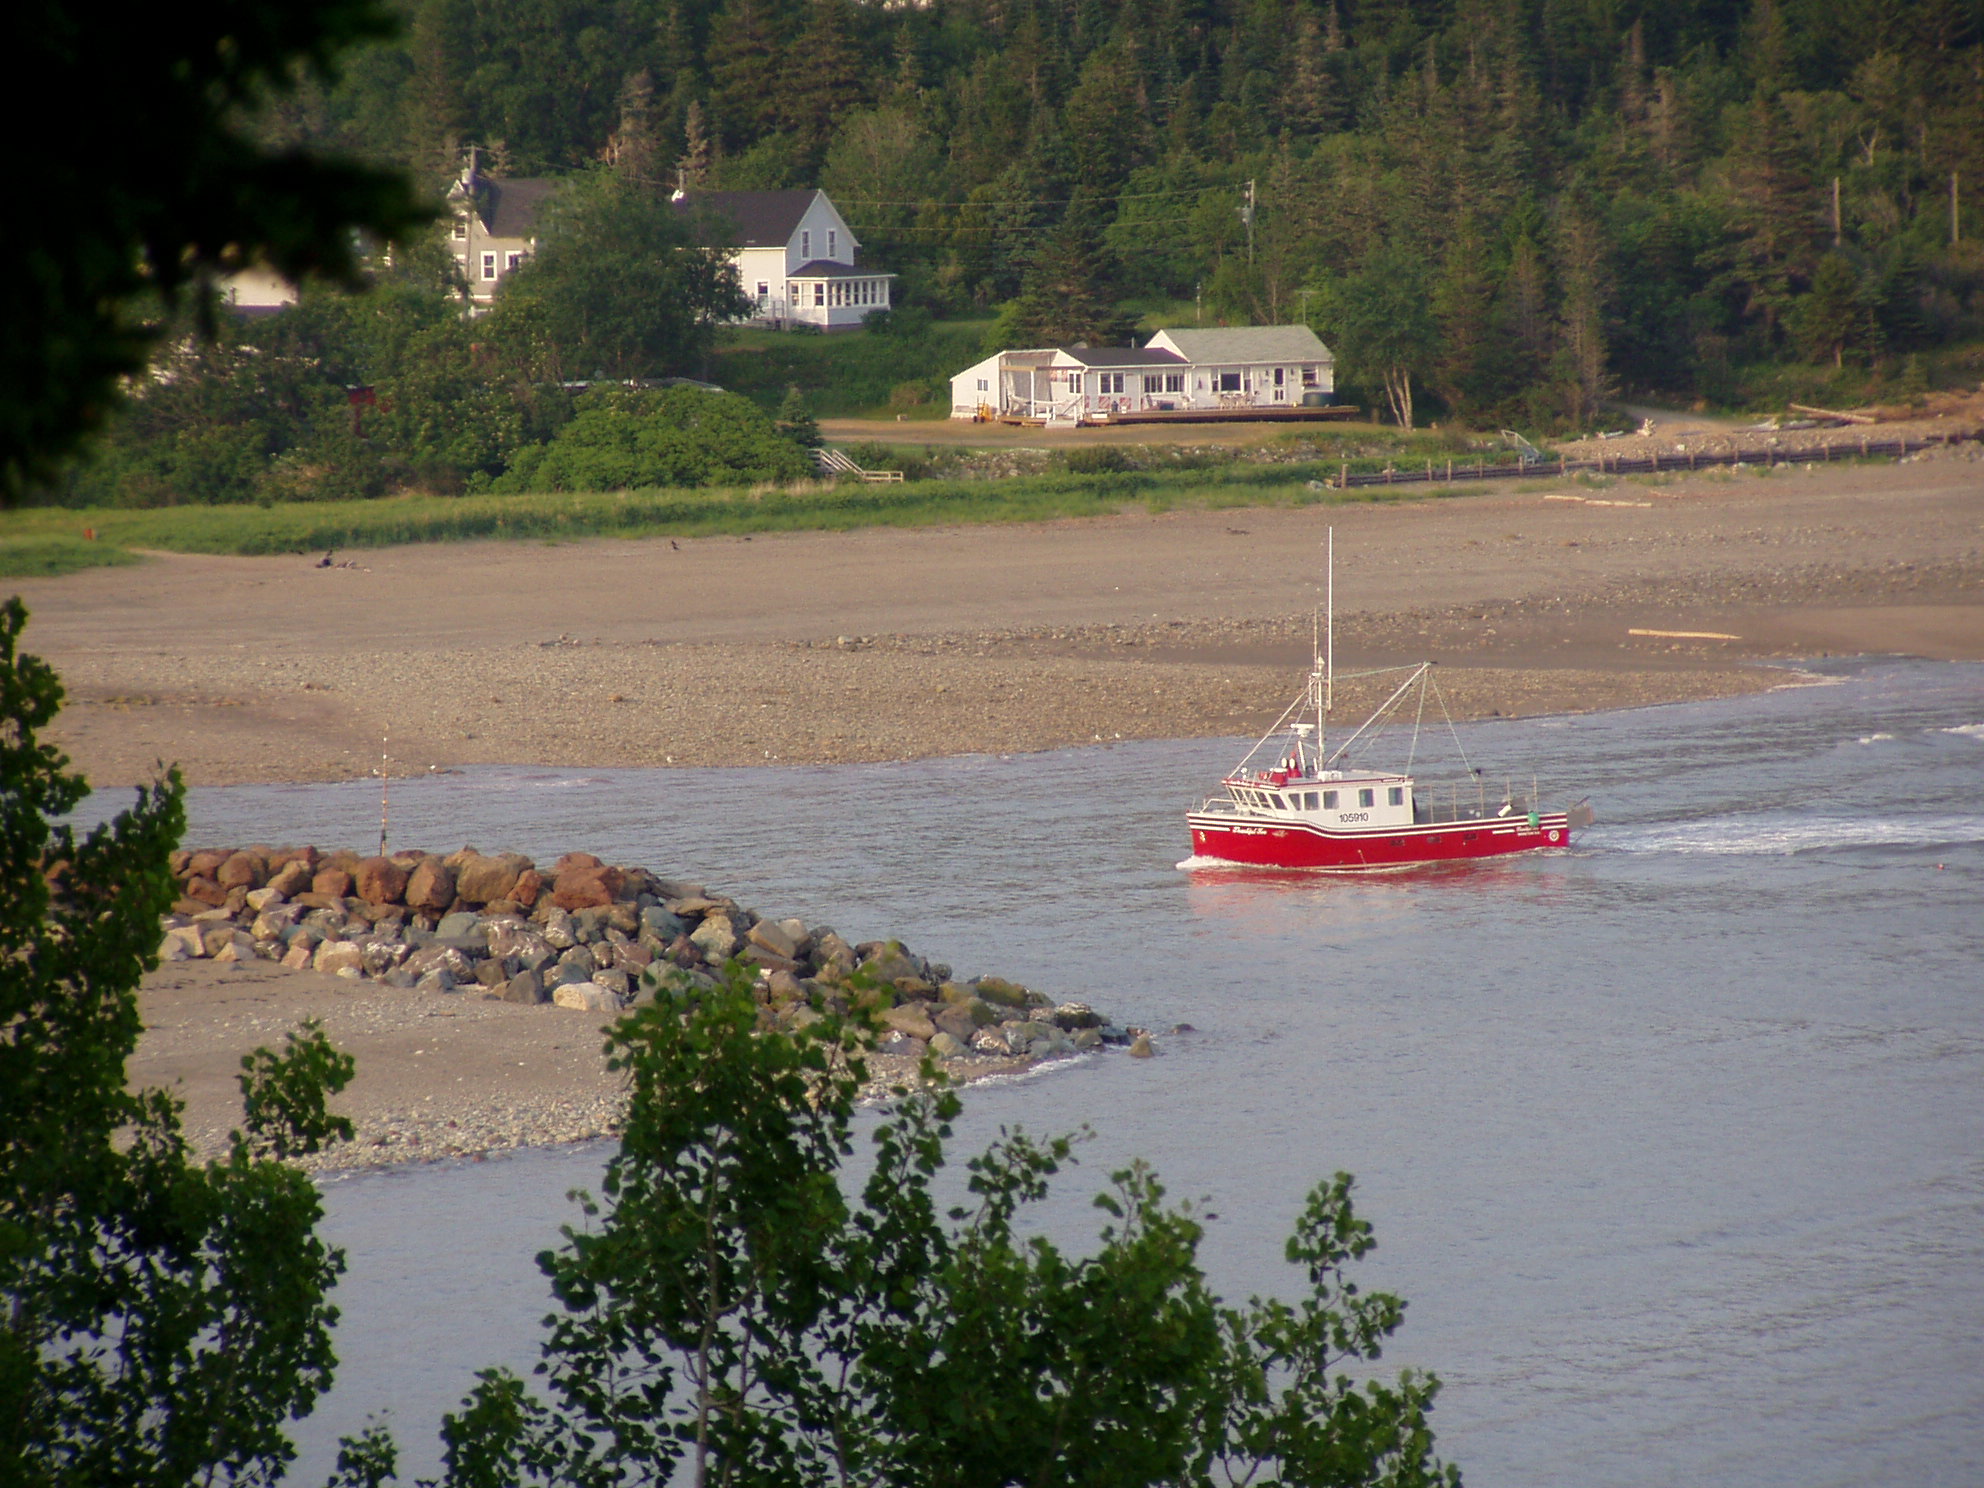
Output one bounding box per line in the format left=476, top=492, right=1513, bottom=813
left=1184, top=537, right=1592, bottom=871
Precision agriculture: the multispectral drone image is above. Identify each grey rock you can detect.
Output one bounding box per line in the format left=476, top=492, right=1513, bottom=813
left=1073, top=1028, right=1105, bottom=1051
left=549, top=961, right=594, bottom=990
left=361, top=940, right=410, bottom=976
left=416, top=969, right=458, bottom=994
left=640, top=905, right=685, bottom=939
left=592, top=967, right=631, bottom=999
left=540, top=909, right=576, bottom=950
left=504, top=970, right=547, bottom=1004
left=475, top=958, right=509, bottom=988
left=927, top=1031, right=968, bottom=1059
left=383, top=969, right=419, bottom=990
left=436, top=910, right=484, bottom=942
left=1128, top=1033, right=1156, bottom=1058
left=689, top=914, right=737, bottom=961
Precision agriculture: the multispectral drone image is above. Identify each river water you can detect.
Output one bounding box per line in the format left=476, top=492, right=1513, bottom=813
left=176, top=659, right=1984, bottom=1487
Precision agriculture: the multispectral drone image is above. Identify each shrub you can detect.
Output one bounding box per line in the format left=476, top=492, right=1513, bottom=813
left=493, top=385, right=812, bottom=492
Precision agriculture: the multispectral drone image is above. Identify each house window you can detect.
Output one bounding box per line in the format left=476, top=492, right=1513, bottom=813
left=1301, top=365, right=1319, bottom=388
left=452, top=221, right=466, bottom=240
left=976, top=378, right=988, bottom=391
left=1163, top=373, right=1185, bottom=393
left=801, top=230, right=811, bottom=258
left=1099, top=372, right=1125, bottom=394
left=1218, top=371, right=1241, bottom=392
left=828, top=229, right=837, bottom=257
left=757, top=281, right=769, bottom=301
left=813, top=283, right=824, bottom=306
left=1273, top=366, right=1285, bottom=386
left=505, top=251, right=522, bottom=271
left=481, top=252, right=496, bottom=280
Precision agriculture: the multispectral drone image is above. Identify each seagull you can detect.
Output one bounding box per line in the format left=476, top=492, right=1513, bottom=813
left=315, top=550, right=334, bottom=567
left=670, top=540, right=680, bottom=551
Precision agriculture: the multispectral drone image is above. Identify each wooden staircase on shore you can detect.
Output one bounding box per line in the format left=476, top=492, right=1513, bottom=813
left=813, top=447, right=904, bottom=482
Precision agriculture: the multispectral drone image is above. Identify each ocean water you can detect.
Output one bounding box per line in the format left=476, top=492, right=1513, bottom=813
left=173, top=658, right=1984, bottom=1487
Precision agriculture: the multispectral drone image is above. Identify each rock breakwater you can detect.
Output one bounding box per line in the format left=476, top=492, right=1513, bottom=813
left=161, top=844, right=1132, bottom=1070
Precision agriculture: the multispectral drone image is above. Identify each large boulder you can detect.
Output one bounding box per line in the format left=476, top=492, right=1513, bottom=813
left=553, top=981, right=622, bottom=1013
left=551, top=863, right=624, bottom=911
left=311, top=868, right=354, bottom=899
left=353, top=856, right=410, bottom=906
left=746, top=919, right=800, bottom=961
left=184, top=849, right=230, bottom=879
left=455, top=852, right=528, bottom=905
left=404, top=857, right=456, bottom=913
left=215, top=851, right=266, bottom=891
left=511, top=868, right=543, bottom=908
left=504, top=970, right=547, bottom=1004
left=689, top=914, right=737, bottom=961
left=183, top=876, right=228, bottom=908
left=313, top=941, right=365, bottom=976
left=882, top=1003, right=937, bottom=1042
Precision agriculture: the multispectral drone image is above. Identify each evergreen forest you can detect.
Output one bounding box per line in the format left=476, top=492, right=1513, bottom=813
left=41, top=0, right=1984, bottom=508
left=260, top=0, right=1982, bottom=424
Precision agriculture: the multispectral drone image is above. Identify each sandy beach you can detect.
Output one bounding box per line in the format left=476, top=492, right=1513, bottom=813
left=15, top=452, right=1977, bottom=1167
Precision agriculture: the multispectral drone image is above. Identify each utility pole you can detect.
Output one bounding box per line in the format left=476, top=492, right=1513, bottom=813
left=1240, top=178, right=1256, bottom=265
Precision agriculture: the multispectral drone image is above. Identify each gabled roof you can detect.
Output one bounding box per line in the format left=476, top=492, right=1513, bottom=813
left=1055, top=346, right=1187, bottom=368
left=676, top=189, right=827, bottom=248
left=468, top=177, right=557, bottom=239
left=1148, top=324, right=1333, bottom=364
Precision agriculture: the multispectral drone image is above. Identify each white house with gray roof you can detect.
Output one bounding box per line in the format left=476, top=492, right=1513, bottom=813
left=674, top=189, right=893, bottom=330
left=949, top=324, right=1334, bottom=424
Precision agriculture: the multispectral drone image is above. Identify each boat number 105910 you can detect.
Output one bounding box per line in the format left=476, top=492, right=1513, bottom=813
left=1338, top=811, right=1369, bottom=822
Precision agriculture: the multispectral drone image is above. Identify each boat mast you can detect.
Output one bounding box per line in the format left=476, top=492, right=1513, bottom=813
left=1320, top=527, right=1334, bottom=759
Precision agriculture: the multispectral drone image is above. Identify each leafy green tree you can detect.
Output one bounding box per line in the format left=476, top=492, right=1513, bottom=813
left=5, top=0, right=427, bottom=503
left=496, top=386, right=812, bottom=491
left=489, top=172, right=746, bottom=382
left=389, top=970, right=1458, bottom=1487
left=0, top=600, right=360, bottom=1487
left=1314, top=248, right=1438, bottom=429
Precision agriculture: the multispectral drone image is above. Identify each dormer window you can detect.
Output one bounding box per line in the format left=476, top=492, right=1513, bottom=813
left=452, top=221, right=466, bottom=240
left=801, top=230, right=811, bottom=258
left=827, top=228, right=837, bottom=257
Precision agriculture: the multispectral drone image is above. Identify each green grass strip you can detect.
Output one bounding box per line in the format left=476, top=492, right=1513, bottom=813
left=3, top=461, right=1501, bottom=559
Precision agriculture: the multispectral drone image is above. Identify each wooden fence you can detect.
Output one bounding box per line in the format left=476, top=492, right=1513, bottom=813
left=1330, top=428, right=1981, bottom=491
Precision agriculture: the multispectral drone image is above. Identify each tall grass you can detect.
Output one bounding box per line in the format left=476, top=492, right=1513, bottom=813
left=1, top=460, right=1479, bottom=561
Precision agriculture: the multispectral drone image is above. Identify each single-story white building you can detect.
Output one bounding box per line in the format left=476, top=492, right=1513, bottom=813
left=674, top=188, right=894, bottom=330
left=950, top=324, right=1334, bottom=424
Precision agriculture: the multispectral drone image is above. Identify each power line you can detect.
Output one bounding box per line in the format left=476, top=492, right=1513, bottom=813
left=830, top=184, right=1239, bottom=209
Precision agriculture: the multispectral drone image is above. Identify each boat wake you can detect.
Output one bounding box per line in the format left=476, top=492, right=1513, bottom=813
left=1606, top=813, right=1984, bottom=856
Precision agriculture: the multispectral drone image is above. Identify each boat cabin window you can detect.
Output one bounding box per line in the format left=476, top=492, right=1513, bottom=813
left=1270, top=793, right=1286, bottom=808
left=1388, top=787, right=1405, bottom=806
left=1303, top=791, right=1319, bottom=809
left=1358, top=788, right=1375, bottom=808
left=1322, top=790, right=1338, bottom=809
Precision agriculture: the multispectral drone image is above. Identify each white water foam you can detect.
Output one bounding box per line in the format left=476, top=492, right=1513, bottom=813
left=1941, top=722, right=1984, bottom=740
left=1856, top=732, right=1897, bottom=745
left=1608, top=813, right=1984, bottom=856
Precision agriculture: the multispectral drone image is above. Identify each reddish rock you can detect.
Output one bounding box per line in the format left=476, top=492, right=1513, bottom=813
left=320, top=849, right=362, bottom=876
left=169, top=850, right=192, bottom=876
left=267, top=860, right=313, bottom=898
left=555, top=851, right=602, bottom=872
left=183, top=876, right=228, bottom=907
left=454, top=852, right=524, bottom=905
left=551, top=864, right=624, bottom=911
left=186, top=850, right=229, bottom=879
left=404, top=856, right=456, bottom=912
left=510, top=869, right=542, bottom=908
left=267, top=845, right=320, bottom=871
left=312, top=868, right=354, bottom=899
left=216, top=851, right=266, bottom=891
left=354, top=856, right=410, bottom=905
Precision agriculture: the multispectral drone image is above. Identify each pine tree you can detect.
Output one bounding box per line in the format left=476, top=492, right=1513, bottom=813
left=999, top=195, right=1137, bottom=346
left=775, top=384, right=822, bottom=448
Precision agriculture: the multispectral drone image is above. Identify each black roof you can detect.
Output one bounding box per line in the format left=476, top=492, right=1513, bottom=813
left=675, top=189, right=822, bottom=248
left=476, top=177, right=557, bottom=238
left=786, top=259, right=894, bottom=279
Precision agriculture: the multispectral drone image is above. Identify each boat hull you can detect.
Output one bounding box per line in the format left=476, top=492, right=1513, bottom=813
left=1186, top=811, right=1573, bottom=870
